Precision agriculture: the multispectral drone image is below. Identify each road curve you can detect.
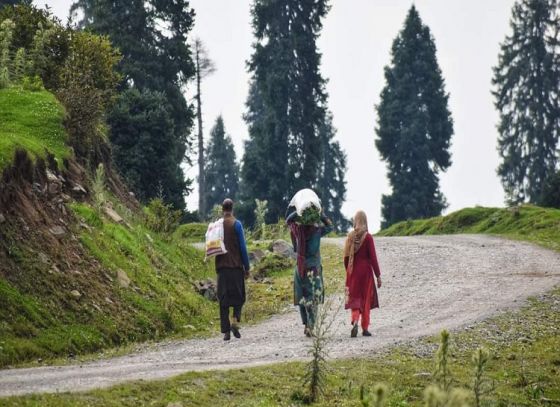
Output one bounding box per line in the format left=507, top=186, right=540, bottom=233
left=1, top=235, right=559, bottom=397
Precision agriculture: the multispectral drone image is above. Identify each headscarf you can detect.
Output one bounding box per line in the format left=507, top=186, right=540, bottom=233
left=343, top=210, right=369, bottom=275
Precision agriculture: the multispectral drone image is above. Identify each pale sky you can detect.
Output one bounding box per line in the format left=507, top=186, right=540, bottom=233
left=36, top=0, right=513, bottom=231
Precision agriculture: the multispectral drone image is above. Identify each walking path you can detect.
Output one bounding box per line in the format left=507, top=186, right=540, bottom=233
left=1, top=235, right=559, bottom=397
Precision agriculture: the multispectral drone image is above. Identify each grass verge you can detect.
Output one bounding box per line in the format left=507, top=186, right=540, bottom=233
left=377, top=205, right=560, bottom=252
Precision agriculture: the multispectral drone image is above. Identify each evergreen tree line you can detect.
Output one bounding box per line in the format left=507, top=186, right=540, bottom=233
left=68, top=0, right=349, bottom=231
left=3, top=0, right=558, bottom=230
left=375, top=0, right=560, bottom=228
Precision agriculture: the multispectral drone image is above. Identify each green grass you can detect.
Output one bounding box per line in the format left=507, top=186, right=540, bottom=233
left=0, top=199, right=306, bottom=368
left=173, top=222, right=208, bottom=242
left=0, top=88, right=69, bottom=170
left=377, top=205, right=560, bottom=252
left=4, top=246, right=558, bottom=406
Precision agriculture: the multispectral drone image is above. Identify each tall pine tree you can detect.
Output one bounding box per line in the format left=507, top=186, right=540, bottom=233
left=493, top=0, right=560, bottom=205
left=70, top=0, right=196, bottom=210
left=242, top=0, right=344, bottom=222
left=203, top=116, right=239, bottom=217
left=193, top=38, right=215, bottom=217
left=376, top=6, right=453, bottom=228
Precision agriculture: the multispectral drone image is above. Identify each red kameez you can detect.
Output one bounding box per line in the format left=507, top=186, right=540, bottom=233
left=344, top=234, right=381, bottom=330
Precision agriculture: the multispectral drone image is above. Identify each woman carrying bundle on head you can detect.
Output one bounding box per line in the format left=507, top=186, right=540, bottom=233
left=286, top=189, right=333, bottom=337
left=343, top=210, right=382, bottom=338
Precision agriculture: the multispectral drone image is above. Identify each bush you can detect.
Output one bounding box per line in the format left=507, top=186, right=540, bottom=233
left=144, top=198, right=182, bottom=234
left=21, top=74, right=42, bottom=91
left=56, top=30, right=120, bottom=163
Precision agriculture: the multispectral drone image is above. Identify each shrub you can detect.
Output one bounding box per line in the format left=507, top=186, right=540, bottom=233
left=21, top=74, right=42, bottom=91
left=56, top=30, right=120, bottom=164
left=0, top=18, right=14, bottom=88
left=253, top=199, right=268, bottom=239
left=145, top=198, right=182, bottom=234
left=92, top=163, right=106, bottom=211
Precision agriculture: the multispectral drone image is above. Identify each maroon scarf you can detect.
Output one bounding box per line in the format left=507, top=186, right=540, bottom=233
left=290, top=223, right=317, bottom=278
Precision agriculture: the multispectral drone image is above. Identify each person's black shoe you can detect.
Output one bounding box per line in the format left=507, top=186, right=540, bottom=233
left=362, top=330, right=372, bottom=337
left=231, top=324, right=241, bottom=339
left=223, top=332, right=231, bottom=341
left=351, top=322, right=358, bottom=338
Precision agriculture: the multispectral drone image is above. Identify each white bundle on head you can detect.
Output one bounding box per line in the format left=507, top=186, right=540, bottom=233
left=289, top=188, right=322, bottom=215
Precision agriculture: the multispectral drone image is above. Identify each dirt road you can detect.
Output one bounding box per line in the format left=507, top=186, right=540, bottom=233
left=1, top=235, right=559, bottom=397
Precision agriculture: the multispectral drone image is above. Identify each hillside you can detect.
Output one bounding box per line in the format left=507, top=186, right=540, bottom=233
left=377, top=205, right=560, bottom=251
left=0, top=88, right=219, bottom=367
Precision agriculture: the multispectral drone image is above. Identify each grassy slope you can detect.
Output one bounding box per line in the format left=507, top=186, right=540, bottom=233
left=377, top=205, right=560, bottom=251
left=0, top=88, right=69, bottom=170
left=0, top=198, right=300, bottom=367
left=0, top=89, right=296, bottom=367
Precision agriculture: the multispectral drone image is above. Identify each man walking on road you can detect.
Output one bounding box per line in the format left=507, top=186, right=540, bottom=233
left=215, top=198, right=250, bottom=341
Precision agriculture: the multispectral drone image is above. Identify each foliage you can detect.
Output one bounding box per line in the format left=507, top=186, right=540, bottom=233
left=12, top=46, right=25, bottom=80
left=1, top=0, right=32, bottom=7
left=434, top=329, right=453, bottom=391
left=28, top=20, right=71, bottom=91
left=20, top=73, right=41, bottom=91
left=0, top=18, right=14, bottom=88
left=251, top=253, right=293, bottom=279
left=71, top=0, right=197, bottom=211
left=304, top=293, right=339, bottom=403
left=0, top=88, right=67, bottom=170
left=144, top=198, right=182, bottom=235
left=202, top=116, right=239, bottom=218
left=193, top=37, right=215, bottom=216
left=539, top=170, right=560, bottom=208
left=173, top=223, right=208, bottom=242
left=108, top=88, right=190, bottom=209
left=56, top=30, right=120, bottom=165
left=92, top=163, right=107, bottom=211
left=0, top=3, right=51, bottom=52
left=375, top=6, right=453, bottom=228
left=315, top=113, right=350, bottom=233
left=300, top=206, right=321, bottom=226
left=242, top=1, right=347, bottom=223
left=252, top=198, right=268, bottom=239
left=472, top=347, right=493, bottom=407
left=493, top=0, right=560, bottom=205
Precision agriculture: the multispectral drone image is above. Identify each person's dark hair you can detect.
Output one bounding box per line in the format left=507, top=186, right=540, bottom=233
left=222, top=198, right=234, bottom=212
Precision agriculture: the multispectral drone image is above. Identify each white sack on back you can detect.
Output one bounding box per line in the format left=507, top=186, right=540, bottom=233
left=289, top=188, right=322, bottom=215
left=205, top=218, right=227, bottom=260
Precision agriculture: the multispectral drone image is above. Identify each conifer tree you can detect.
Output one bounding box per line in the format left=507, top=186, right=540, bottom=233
left=1, top=1, right=32, bottom=7
left=193, top=38, right=215, bottom=216
left=108, top=88, right=189, bottom=209
left=203, top=116, right=239, bottom=217
left=242, top=0, right=341, bottom=222
left=70, top=0, right=196, bottom=210
left=493, top=0, right=560, bottom=204
left=316, top=113, right=349, bottom=232
left=375, top=6, right=453, bottom=228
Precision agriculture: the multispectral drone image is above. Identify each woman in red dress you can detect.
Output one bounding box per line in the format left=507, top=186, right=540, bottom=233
left=343, top=210, right=382, bottom=337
